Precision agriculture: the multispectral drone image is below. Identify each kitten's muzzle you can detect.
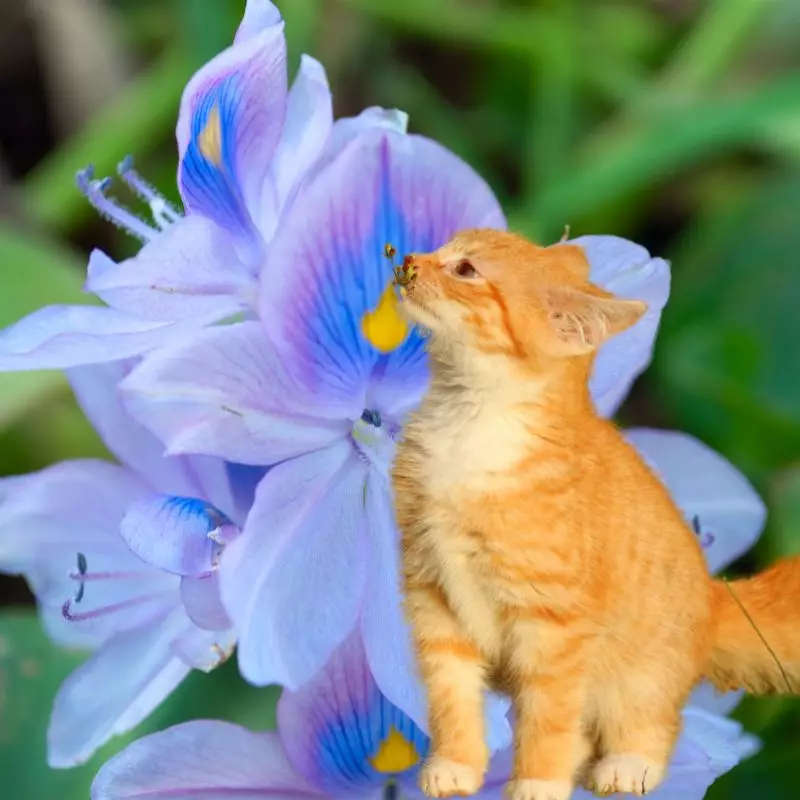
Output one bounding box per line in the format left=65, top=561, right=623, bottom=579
left=393, top=255, right=419, bottom=290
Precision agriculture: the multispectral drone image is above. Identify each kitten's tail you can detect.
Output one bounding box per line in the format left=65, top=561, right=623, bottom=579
left=705, top=556, right=800, bottom=695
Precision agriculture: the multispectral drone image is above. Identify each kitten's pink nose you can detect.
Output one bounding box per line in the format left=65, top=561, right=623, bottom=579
left=407, top=253, right=439, bottom=274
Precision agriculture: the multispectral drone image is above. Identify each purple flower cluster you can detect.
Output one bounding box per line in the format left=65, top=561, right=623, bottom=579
left=0, top=1, right=766, bottom=797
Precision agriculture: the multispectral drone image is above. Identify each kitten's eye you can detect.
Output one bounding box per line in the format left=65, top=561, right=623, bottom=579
left=453, top=260, right=479, bottom=279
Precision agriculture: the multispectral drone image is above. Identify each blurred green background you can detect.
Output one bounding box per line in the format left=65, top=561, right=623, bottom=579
left=0, top=0, right=798, bottom=796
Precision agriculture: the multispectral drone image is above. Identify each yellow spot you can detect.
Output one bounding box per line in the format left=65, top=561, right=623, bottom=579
left=361, top=282, right=409, bottom=353
left=369, top=727, right=420, bottom=773
left=199, top=106, right=222, bottom=165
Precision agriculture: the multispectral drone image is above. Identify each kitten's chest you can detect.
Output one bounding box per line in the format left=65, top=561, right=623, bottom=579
left=409, top=393, right=530, bottom=492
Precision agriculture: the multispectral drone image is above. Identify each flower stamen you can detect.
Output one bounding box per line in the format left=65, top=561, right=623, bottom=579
left=76, top=165, right=159, bottom=242
left=117, top=155, right=183, bottom=229
left=62, top=592, right=174, bottom=623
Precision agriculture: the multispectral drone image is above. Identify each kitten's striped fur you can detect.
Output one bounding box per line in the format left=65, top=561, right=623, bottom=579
left=391, top=229, right=800, bottom=800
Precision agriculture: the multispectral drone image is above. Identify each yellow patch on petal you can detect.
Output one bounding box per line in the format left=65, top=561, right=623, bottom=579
left=361, top=282, right=409, bottom=353
left=369, top=727, right=420, bottom=773
left=199, top=106, right=223, bottom=166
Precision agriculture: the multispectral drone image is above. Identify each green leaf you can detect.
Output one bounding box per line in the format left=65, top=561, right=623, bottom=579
left=0, top=609, right=279, bottom=799
left=525, top=73, right=800, bottom=241
left=0, top=223, right=92, bottom=429
left=767, top=466, right=800, bottom=559
left=651, top=171, right=800, bottom=473
left=0, top=611, right=94, bottom=800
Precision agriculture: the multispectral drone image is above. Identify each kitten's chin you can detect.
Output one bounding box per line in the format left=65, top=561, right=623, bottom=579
left=399, top=294, right=439, bottom=331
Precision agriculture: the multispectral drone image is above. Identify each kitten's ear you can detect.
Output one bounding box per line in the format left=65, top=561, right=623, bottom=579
left=542, top=286, right=647, bottom=355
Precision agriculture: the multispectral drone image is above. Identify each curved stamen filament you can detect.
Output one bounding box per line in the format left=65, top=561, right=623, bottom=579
left=62, top=591, right=174, bottom=623
left=76, top=165, right=158, bottom=242
left=69, top=569, right=154, bottom=583
left=117, top=155, right=183, bottom=229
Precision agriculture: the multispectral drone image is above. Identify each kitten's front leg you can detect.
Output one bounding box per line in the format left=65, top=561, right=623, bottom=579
left=505, top=608, right=593, bottom=800
left=404, top=578, right=490, bottom=798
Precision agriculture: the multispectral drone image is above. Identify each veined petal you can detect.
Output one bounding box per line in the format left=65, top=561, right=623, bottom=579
left=570, top=236, right=670, bottom=418
left=120, top=321, right=350, bottom=465
left=261, top=54, right=333, bottom=240
left=260, top=127, right=505, bottom=423
left=120, top=494, right=234, bottom=575
left=180, top=572, right=232, bottom=631
left=221, top=441, right=368, bottom=688
left=626, top=428, right=766, bottom=573
left=277, top=630, right=429, bottom=793
left=85, top=217, right=254, bottom=321
left=48, top=611, right=191, bottom=767
left=176, top=15, right=287, bottom=251
left=360, top=472, right=513, bottom=755
left=0, top=305, right=204, bottom=370
left=91, top=722, right=323, bottom=800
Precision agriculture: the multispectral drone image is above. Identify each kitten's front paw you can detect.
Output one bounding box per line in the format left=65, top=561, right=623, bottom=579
left=419, top=756, right=483, bottom=797
left=588, top=753, right=664, bottom=796
left=505, top=779, right=573, bottom=800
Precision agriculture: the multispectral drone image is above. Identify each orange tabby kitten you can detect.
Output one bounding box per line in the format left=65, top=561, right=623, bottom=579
left=390, top=229, right=800, bottom=800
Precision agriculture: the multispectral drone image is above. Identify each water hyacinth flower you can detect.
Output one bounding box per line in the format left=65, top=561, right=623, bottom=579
left=90, top=629, right=759, bottom=800
left=0, top=0, right=404, bottom=370
left=0, top=359, right=263, bottom=767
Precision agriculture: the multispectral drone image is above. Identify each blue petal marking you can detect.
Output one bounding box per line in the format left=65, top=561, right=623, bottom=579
left=317, top=684, right=430, bottom=789
left=305, top=141, right=430, bottom=411
left=181, top=73, right=256, bottom=240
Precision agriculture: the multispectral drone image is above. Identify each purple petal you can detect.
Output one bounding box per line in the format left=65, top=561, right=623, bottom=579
left=85, top=217, right=254, bottom=321
left=221, top=441, right=368, bottom=688
left=120, top=494, right=233, bottom=575
left=48, top=611, right=192, bottom=767
left=0, top=305, right=207, bottom=370
left=688, top=681, right=744, bottom=716
left=570, top=236, right=670, bottom=418
left=360, top=472, right=513, bottom=755
left=277, top=630, right=429, bottom=792
left=176, top=15, right=287, bottom=250
left=91, top=721, right=323, bottom=799
left=259, top=127, right=505, bottom=424
left=234, top=0, right=282, bottom=44
left=180, top=572, right=232, bottom=630
left=302, top=105, right=409, bottom=191
left=262, top=55, right=333, bottom=240
left=626, top=428, right=766, bottom=573
left=120, top=322, right=351, bottom=465
left=170, top=625, right=237, bottom=671
left=67, top=360, right=207, bottom=497
left=0, top=459, right=145, bottom=573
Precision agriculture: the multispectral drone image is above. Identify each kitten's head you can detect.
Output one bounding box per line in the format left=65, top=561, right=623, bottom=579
left=400, top=228, right=647, bottom=364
